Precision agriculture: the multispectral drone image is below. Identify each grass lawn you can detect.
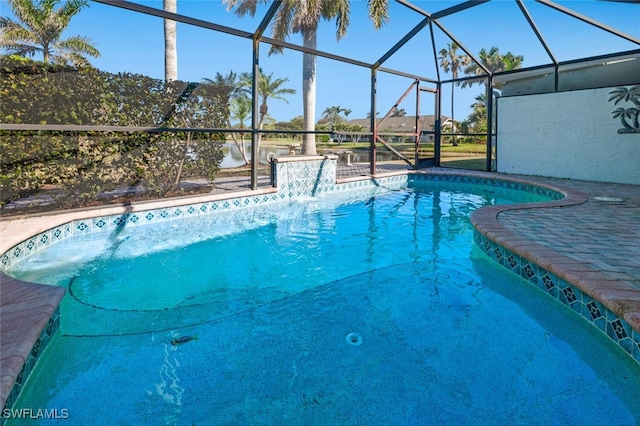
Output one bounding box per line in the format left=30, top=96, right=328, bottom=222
left=440, top=157, right=488, bottom=171
left=260, top=138, right=487, bottom=154
left=240, top=138, right=490, bottom=172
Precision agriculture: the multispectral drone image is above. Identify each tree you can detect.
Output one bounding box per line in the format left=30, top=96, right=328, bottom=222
left=438, top=42, right=468, bottom=146
left=229, top=96, right=252, bottom=165
left=224, top=0, right=389, bottom=155
left=464, top=94, right=488, bottom=143
left=163, top=0, right=177, bottom=82
left=467, top=93, right=486, bottom=128
left=462, top=46, right=524, bottom=90
left=461, top=46, right=523, bottom=141
left=319, top=106, right=355, bottom=127
left=238, top=69, right=295, bottom=156
left=0, top=0, right=99, bottom=66
left=274, top=115, right=304, bottom=140
left=321, top=105, right=344, bottom=122
left=390, top=107, right=406, bottom=117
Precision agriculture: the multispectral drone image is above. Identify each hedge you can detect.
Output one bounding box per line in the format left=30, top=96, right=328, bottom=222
left=1, top=56, right=229, bottom=210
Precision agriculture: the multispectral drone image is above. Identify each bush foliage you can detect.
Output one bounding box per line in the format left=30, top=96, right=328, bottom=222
left=0, top=55, right=229, bottom=210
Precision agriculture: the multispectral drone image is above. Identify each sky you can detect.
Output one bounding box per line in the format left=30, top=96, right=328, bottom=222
left=1, top=0, right=639, bottom=124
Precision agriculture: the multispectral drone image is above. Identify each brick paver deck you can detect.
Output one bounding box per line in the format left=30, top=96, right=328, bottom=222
left=498, top=177, right=640, bottom=293
left=466, top=172, right=640, bottom=332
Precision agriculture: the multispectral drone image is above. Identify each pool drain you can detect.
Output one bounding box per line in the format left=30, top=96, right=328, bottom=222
left=346, top=332, right=362, bottom=346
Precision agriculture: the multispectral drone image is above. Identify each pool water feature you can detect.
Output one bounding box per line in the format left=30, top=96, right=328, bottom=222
left=5, top=180, right=640, bottom=424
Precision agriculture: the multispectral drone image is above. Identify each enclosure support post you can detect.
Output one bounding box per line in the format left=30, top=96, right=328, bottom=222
left=250, top=38, right=260, bottom=190
left=415, top=81, right=420, bottom=169
left=486, top=76, right=494, bottom=172
left=434, top=82, right=441, bottom=167
left=370, top=68, right=377, bottom=176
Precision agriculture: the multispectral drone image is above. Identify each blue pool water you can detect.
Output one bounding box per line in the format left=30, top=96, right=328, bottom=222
left=6, top=181, right=640, bottom=424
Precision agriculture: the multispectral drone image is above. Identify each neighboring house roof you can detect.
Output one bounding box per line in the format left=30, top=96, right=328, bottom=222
left=345, top=115, right=451, bottom=133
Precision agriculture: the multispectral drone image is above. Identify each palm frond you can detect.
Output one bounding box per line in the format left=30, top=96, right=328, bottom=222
left=9, top=0, right=43, bottom=31
left=367, top=0, right=390, bottom=29
left=269, top=1, right=295, bottom=55
left=224, top=0, right=260, bottom=17
left=57, top=35, right=100, bottom=58
left=56, top=0, right=88, bottom=21
left=332, top=0, right=350, bottom=40
left=290, top=0, right=321, bottom=33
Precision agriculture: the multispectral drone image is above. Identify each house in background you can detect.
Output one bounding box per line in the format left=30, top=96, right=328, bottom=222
left=332, top=115, right=452, bottom=143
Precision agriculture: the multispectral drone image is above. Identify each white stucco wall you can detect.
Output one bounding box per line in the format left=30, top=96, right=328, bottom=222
left=496, top=87, right=640, bottom=185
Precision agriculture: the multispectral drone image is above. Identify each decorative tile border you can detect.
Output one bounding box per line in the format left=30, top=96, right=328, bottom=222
left=409, top=172, right=564, bottom=200
left=475, top=228, right=640, bottom=365
left=1, top=161, right=407, bottom=271
left=274, top=156, right=338, bottom=198
left=0, top=193, right=288, bottom=270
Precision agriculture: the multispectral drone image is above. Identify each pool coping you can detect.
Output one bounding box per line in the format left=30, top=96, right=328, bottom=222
left=1, top=168, right=639, bottom=412
left=465, top=172, right=640, bottom=334
left=0, top=274, right=64, bottom=413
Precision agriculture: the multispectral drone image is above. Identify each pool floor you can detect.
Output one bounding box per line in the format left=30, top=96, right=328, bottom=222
left=11, top=258, right=640, bottom=424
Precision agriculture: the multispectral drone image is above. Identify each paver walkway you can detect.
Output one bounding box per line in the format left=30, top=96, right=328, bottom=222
left=497, top=176, right=640, bottom=292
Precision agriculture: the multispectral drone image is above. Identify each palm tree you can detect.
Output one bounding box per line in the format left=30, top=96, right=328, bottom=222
left=224, top=0, right=390, bottom=155
left=467, top=93, right=487, bottom=126
left=460, top=46, right=523, bottom=142
left=438, top=42, right=468, bottom=146
left=321, top=105, right=344, bottom=122
left=390, top=107, right=406, bottom=117
left=462, top=46, right=524, bottom=90
left=201, top=71, right=252, bottom=163
left=0, top=0, right=99, bottom=66
left=239, top=69, right=296, bottom=154
left=229, top=96, right=252, bottom=165
left=163, top=0, right=177, bottom=82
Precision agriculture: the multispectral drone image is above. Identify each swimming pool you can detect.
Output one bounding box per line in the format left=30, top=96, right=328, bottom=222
left=4, top=178, right=640, bottom=424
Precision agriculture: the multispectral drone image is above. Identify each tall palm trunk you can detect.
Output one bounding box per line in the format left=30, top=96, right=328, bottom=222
left=42, top=43, right=51, bottom=63
left=301, top=27, right=317, bottom=155
left=164, top=0, right=177, bottom=82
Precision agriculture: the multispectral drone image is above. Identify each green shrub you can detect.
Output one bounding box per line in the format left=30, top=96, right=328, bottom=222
left=0, top=56, right=229, bottom=209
